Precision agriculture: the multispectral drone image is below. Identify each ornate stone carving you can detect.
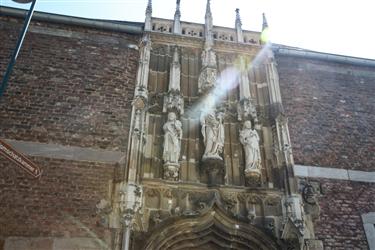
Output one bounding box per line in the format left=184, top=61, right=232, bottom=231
left=119, top=182, right=143, bottom=227
left=172, top=0, right=181, bottom=34
left=237, top=98, right=257, bottom=122
left=198, top=66, right=217, bottom=94
left=144, top=0, right=152, bottom=31
left=136, top=34, right=151, bottom=90
left=96, top=199, right=112, bottom=227
left=240, top=120, right=262, bottom=183
left=299, top=179, right=321, bottom=221
left=236, top=56, right=257, bottom=122
left=274, top=114, right=294, bottom=167
left=281, top=195, right=305, bottom=245
left=235, top=8, right=243, bottom=43
left=201, top=48, right=217, bottom=67
left=163, top=112, right=182, bottom=181
left=198, top=0, right=217, bottom=95
left=163, top=46, right=184, bottom=114
left=200, top=110, right=224, bottom=160
left=163, top=90, right=184, bottom=114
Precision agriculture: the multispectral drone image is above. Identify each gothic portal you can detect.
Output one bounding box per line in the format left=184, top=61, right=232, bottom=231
left=99, top=1, right=323, bottom=249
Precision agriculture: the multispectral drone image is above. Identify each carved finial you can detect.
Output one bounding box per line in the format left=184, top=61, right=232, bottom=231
left=144, top=0, right=152, bottom=31
left=262, top=12, right=268, bottom=31
left=146, top=0, right=152, bottom=14
left=176, top=0, right=181, bottom=12
left=235, top=8, right=243, bottom=43
left=164, top=46, right=184, bottom=115
left=204, top=0, right=214, bottom=48
left=173, top=0, right=181, bottom=34
left=235, top=8, right=241, bottom=26
left=205, top=0, right=212, bottom=17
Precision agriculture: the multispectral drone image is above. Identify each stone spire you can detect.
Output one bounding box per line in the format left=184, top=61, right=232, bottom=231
left=262, top=12, right=268, bottom=31
left=198, top=0, right=217, bottom=94
left=235, top=8, right=243, bottom=43
left=144, top=0, right=152, bottom=31
left=163, top=46, right=184, bottom=115
left=237, top=56, right=257, bottom=122
left=169, top=46, right=181, bottom=92
left=173, top=0, right=181, bottom=34
left=204, top=0, right=214, bottom=49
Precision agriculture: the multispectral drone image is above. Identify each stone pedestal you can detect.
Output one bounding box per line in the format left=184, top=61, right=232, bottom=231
left=201, top=158, right=225, bottom=186
left=245, top=168, right=261, bottom=186
left=163, top=163, right=180, bottom=181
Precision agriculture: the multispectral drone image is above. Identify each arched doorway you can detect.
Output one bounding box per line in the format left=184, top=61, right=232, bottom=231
left=141, top=205, right=281, bottom=250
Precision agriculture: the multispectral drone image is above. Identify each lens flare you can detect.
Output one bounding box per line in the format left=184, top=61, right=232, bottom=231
left=186, top=44, right=272, bottom=124
left=260, top=27, right=270, bottom=44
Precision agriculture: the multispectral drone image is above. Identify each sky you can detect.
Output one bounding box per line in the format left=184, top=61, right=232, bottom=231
left=2, top=0, right=375, bottom=60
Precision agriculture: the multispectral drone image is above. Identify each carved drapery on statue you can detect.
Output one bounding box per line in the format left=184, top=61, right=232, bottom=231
left=200, top=111, right=224, bottom=160
left=163, top=112, right=182, bottom=180
left=240, top=120, right=262, bottom=183
left=163, top=112, right=182, bottom=163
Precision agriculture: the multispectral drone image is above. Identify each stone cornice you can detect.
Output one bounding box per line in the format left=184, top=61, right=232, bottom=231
left=142, top=178, right=283, bottom=195
left=294, top=164, right=375, bottom=183
left=150, top=32, right=261, bottom=55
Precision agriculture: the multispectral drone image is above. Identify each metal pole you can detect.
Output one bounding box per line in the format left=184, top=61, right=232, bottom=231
left=122, top=225, right=131, bottom=250
left=0, top=0, right=37, bottom=99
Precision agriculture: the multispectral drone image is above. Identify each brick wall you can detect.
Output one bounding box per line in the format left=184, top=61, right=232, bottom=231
left=277, top=54, right=375, bottom=248
left=0, top=16, right=140, bottom=151
left=0, top=15, right=140, bottom=248
left=0, top=157, right=115, bottom=239
left=276, top=55, right=375, bottom=171
left=313, top=178, right=375, bottom=249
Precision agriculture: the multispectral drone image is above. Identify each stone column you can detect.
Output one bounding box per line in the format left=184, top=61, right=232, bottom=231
left=119, top=182, right=143, bottom=250
left=162, top=46, right=184, bottom=181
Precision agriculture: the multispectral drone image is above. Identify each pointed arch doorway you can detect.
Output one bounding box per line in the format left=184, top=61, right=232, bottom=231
left=141, top=205, right=281, bottom=250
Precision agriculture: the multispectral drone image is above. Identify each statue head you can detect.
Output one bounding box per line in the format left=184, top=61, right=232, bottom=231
left=168, top=112, right=176, bottom=121
left=244, top=120, right=252, bottom=129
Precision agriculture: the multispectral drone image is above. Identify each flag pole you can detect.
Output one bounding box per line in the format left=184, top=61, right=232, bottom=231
left=0, top=0, right=37, bottom=99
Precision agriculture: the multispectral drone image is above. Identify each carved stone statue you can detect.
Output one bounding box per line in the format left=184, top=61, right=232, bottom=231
left=200, top=111, right=224, bottom=160
left=163, top=112, right=182, bottom=165
left=239, top=121, right=261, bottom=173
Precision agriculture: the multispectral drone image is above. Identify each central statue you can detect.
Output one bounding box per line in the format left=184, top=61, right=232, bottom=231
left=163, top=112, right=182, bottom=165
left=200, top=110, right=224, bottom=160
left=239, top=120, right=261, bottom=173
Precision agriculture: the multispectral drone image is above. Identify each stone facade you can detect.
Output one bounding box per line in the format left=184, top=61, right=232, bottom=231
left=0, top=3, right=374, bottom=250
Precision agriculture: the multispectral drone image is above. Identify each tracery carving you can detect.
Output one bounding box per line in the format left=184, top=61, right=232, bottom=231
left=198, top=66, right=217, bottom=94
left=237, top=98, right=257, bottom=122
left=163, top=90, right=184, bottom=114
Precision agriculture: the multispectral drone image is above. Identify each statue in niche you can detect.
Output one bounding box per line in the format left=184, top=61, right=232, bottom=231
left=200, top=111, right=225, bottom=160
left=163, top=112, right=182, bottom=165
left=239, top=120, right=261, bottom=173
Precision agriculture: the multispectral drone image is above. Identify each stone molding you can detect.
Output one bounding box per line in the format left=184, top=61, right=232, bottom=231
left=294, top=164, right=375, bottom=183
left=2, top=138, right=124, bottom=163
left=362, top=213, right=375, bottom=250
